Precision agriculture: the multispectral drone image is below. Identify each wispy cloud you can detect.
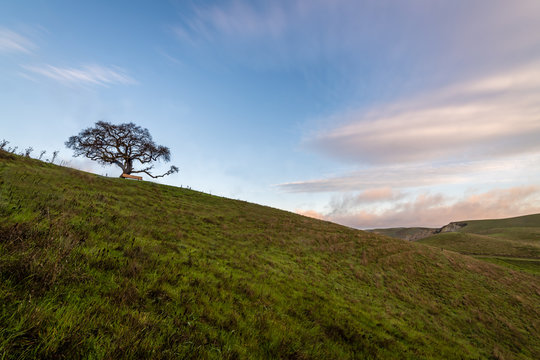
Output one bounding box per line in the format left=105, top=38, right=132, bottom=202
left=172, top=1, right=411, bottom=67
left=188, top=1, right=288, bottom=40
left=173, top=0, right=540, bottom=75
left=328, top=188, right=405, bottom=216
left=22, top=64, right=136, bottom=86
left=306, top=62, right=540, bottom=166
left=278, top=158, right=522, bottom=193
left=0, top=28, right=35, bottom=53
left=299, top=186, right=540, bottom=228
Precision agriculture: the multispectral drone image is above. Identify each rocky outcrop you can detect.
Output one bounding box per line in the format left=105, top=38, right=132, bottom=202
left=436, top=222, right=468, bottom=234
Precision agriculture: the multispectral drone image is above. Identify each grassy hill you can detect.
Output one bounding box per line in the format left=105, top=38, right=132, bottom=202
left=1, top=151, right=540, bottom=359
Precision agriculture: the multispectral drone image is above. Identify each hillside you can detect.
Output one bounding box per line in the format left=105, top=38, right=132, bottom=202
left=1, top=151, right=539, bottom=359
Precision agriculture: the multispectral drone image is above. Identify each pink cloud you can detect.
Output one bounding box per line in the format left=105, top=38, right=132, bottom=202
left=296, top=209, right=326, bottom=221
left=352, top=187, right=403, bottom=203
left=303, top=185, right=540, bottom=229
left=306, top=62, right=540, bottom=166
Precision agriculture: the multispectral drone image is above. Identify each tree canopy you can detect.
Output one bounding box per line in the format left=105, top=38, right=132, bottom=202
left=65, top=121, right=178, bottom=178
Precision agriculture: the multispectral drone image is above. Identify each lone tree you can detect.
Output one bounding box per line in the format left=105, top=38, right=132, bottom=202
left=66, top=121, right=179, bottom=178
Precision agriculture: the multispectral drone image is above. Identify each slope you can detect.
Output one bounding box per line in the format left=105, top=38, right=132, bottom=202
left=1, top=151, right=539, bottom=359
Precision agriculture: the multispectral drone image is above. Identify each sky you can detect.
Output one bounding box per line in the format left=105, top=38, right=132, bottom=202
left=2, top=0, right=540, bottom=229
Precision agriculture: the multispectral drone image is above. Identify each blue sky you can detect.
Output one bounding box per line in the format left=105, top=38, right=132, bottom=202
left=2, top=0, right=540, bottom=228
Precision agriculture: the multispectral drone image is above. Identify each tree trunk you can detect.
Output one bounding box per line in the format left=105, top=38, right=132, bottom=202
left=119, top=159, right=133, bottom=177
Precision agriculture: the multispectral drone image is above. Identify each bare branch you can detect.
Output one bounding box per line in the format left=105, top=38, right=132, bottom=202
left=141, top=165, right=179, bottom=179
left=65, top=121, right=178, bottom=178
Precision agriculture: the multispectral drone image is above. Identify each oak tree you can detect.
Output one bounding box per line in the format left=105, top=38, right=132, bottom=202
left=66, top=121, right=179, bottom=178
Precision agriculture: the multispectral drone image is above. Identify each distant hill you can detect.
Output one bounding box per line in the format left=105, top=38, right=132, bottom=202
left=369, top=221, right=471, bottom=241
left=371, top=214, right=540, bottom=275
left=1, top=150, right=539, bottom=359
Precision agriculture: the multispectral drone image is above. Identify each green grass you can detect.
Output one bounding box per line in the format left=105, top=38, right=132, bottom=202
left=1, top=151, right=540, bottom=359
left=418, top=232, right=540, bottom=259
left=473, top=257, right=540, bottom=276
left=457, top=214, right=540, bottom=235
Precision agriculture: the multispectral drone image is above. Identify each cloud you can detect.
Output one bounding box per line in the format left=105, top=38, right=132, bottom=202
left=343, top=187, right=403, bottom=204
left=306, top=62, right=540, bottom=166
left=189, top=1, right=288, bottom=40
left=296, top=209, right=326, bottom=221
left=328, top=188, right=405, bottom=216
left=172, top=1, right=426, bottom=67
left=0, top=28, right=35, bottom=53
left=278, top=158, right=520, bottom=193
left=301, top=186, right=540, bottom=229
left=173, top=0, right=540, bottom=75
left=22, top=64, right=136, bottom=86
left=281, top=61, right=540, bottom=195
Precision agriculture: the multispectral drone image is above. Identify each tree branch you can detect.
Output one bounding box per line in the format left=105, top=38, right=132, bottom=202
left=141, top=165, right=179, bottom=178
